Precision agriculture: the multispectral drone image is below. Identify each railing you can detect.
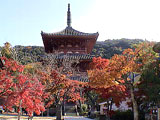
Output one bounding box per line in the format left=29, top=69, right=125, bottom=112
left=70, top=75, right=89, bottom=82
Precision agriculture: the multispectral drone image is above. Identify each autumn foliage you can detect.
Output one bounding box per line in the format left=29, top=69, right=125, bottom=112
left=88, top=42, right=155, bottom=91
left=0, top=57, right=45, bottom=117
left=88, top=57, right=127, bottom=106
left=88, top=42, right=156, bottom=120
left=0, top=41, right=156, bottom=120
left=36, top=67, right=84, bottom=107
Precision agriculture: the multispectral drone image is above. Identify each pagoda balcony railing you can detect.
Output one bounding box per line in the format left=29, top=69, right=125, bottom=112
left=59, top=47, right=86, bottom=50
left=70, top=50, right=86, bottom=52
left=75, top=72, right=88, bottom=76
left=59, top=46, right=86, bottom=49
left=70, top=76, right=89, bottom=82
left=57, top=49, right=86, bottom=53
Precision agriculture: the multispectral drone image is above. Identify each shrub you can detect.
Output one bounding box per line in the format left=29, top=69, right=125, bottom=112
left=81, top=104, right=88, bottom=112
left=111, top=110, right=133, bottom=120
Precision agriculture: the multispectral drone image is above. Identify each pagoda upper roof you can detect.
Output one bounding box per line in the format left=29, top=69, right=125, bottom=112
left=41, top=26, right=99, bottom=37
left=41, top=4, right=98, bottom=38
left=41, top=4, right=99, bottom=54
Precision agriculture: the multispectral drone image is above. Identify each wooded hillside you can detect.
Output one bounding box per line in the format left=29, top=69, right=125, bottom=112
left=91, top=38, right=144, bottom=58
left=0, top=38, right=145, bottom=64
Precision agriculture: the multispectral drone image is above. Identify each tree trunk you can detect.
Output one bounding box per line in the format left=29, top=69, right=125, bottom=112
left=86, top=92, right=98, bottom=111
left=56, top=104, right=62, bottom=120
left=130, top=85, right=139, bottom=120
left=90, top=106, right=96, bottom=119
left=86, top=92, right=98, bottom=118
left=78, top=100, right=82, bottom=113
left=18, top=110, right=21, bottom=120
left=110, top=99, right=113, bottom=111
left=41, top=111, right=43, bottom=117
left=47, top=108, right=49, bottom=116
left=62, top=100, right=65, bottom=116
left=18, top=100, right=22, bottom=120
left=28, top=113, right=33, bottom=120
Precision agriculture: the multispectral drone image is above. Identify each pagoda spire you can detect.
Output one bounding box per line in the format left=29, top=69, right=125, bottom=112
left=67, top=3, right=71, bottom=27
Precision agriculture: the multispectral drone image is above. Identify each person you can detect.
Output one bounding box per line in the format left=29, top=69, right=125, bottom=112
left=0, top=106, right=4, bottom=114
left=88, top=106, right=91, bottom=117
left=75, top=105, right=79, bottom=116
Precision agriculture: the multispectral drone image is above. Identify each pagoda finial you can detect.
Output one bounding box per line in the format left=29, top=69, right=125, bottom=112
left=67, top=3, right=71, bottom=27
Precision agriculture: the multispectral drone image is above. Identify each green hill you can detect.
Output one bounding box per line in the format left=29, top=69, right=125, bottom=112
left=91, top=38, right=144, bottom=58
left=0, top=38, right=144, bottom=64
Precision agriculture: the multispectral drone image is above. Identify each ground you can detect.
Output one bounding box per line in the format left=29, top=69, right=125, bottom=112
left=64, top=116, right=93, bottom=120
left=0, top=114, right=93, bottom=120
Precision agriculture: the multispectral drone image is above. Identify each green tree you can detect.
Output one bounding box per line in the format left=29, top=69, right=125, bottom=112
left=139, top=60, right=160, bottom=112
left=1, top=42, right=13, bottom=59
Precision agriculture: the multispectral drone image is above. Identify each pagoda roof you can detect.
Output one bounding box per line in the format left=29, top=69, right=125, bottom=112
left=44, top=53, right=93, bottom=60
left=41, top=27, right=99, bottom=37
left=41, top=4, right=99, bottom=39
left=41, top=4, right=98, bottom=54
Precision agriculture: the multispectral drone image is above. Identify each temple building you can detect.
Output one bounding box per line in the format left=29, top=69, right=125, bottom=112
left=41, top=4, right=99, bottom=82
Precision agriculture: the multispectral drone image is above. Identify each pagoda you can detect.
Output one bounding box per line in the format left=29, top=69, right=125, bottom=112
left=41, top=4, right=99, bottom=82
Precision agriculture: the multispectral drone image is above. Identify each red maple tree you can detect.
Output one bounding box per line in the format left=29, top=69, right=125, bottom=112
left=0, top=57, right=45, bottom=120
left=36, top=66, right=84, bottom=120
left=87, top=57, right=127, bottom=114
left=88, top=42, right=155, bottom=120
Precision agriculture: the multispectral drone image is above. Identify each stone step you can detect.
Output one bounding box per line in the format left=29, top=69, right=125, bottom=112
left=65, top=112, right=77, bottom=116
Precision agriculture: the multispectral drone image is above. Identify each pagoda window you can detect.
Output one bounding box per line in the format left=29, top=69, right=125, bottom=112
left=67, top=51, right=72, bottom=54
left=67, top=44, right=72, bottom=47
left=53, top=44, right=58, bottom=50
left=60, top=51, right=64, bottom=54
left=75, top=44, right=79, bottom=47
left=60, top=44, right=64, bottom=47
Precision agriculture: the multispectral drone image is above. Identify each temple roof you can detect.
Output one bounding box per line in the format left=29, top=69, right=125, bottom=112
left=44, top=53, right=93, bottom=60
left=41, top=27, right=98, bottom=37
left=41, top=4, right=98, bottom=54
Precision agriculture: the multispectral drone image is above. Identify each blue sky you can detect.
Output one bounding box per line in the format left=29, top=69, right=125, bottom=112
left=0, top=0, right=160, bottom=46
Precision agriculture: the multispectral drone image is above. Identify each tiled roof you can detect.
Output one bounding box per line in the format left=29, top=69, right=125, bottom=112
left=41, top=27, right=99, bottom=37
left=45, top=53, right=93, bottom=60
left=41, top=4, right=99, bottom=38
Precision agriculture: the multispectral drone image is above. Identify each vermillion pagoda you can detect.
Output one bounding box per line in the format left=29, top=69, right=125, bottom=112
left=41, top=4, right=98, bottom=54
left=41, top=4, right=99, bottom=82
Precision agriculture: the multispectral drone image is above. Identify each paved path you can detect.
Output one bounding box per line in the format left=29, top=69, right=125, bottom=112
left=64, top=116, right=93, bottom=120
left=0, top=114, right=94, bottom=120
